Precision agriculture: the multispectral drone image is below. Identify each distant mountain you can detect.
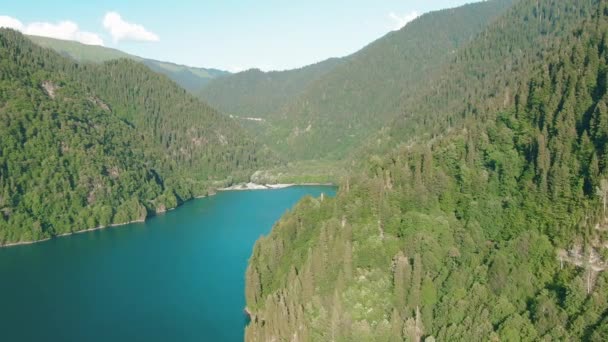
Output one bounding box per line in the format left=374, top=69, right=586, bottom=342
left=26, top=35, right=229, bottom=92
left=268, top=0, right=515, bottom=160
left=198, top=58, right=343, bottom=119
left=0, top=29, right=276, bottom=245
left=196, top=0, right=515, bottom=161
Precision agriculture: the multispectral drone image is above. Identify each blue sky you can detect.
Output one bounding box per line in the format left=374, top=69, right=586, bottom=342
left=1, top=0, right=474, bottom=71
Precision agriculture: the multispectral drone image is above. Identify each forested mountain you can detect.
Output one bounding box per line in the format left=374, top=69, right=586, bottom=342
left=206, top=0, right=514, bottom=160
left=27, top=35, right=229, bottom=92
left=198, top=58, right=342, bottom=119
left=0, top=29, right=276, bottom=245
left=245, top=0, right=608, bottom=340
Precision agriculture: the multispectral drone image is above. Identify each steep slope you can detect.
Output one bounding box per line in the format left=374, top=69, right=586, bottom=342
left=198, top=58, right=342, bottom=119
left=27, top=35, right=229, bottom=92
left=260, top=0, right=514, bottom=160
left=0, top=29, right=276, bottom=245
left=385, top=0, right=604, bottom=144
left=245, top=0, right=608, bottom=341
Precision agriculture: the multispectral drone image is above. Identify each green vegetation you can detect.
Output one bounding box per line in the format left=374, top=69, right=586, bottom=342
left=250, top=160, right=347, bottom=185
left=27, top=35, right=229, bottom=92
left=0, top=29, right=277, bottom=244
left=198, top=58, right=342, bottom=119
left=6, top=0, right=608, bottom=340
left=245, top=0, right=608, bottom=340
left=200, top=0, right=514, bottom=161
left=268, top=0, right=515, bottom=160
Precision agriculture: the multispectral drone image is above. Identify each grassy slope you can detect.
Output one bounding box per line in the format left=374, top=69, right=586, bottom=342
left=26, top=35, right=229, bottom=92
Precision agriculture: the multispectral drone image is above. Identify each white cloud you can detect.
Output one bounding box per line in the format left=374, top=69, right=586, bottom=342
left=0, top=15, right=24, bottom=30
left=26, top=21, right=104, bottom=45
left=0, top=15, right=104, bottom=45
left=103, top=12, right=159, bottom=43
left=388, top=11, right=420, bottom=31
left=228, top=65, right=245, bottom=73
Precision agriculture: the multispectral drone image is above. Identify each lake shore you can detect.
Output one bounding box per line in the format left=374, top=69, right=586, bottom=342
left=0, top=219, right=146, bottom=248
left=0, top=185, right=336, bottom=341
left=0, top=183, right=336, bottom=249
left=219, top=182, right=295, bottom=191
left=219, top=182, right=335, bottom=191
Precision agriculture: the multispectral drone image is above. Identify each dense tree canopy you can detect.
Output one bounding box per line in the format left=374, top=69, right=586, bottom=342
left=4, top=0, right=608, bottom=340
left=245, top=0, right=608, bottom=340
left=198, top=58, right=342, bottom=120
left=0, top=30, right=277, bottom=245
left=198, top=0, right=514, bottom=161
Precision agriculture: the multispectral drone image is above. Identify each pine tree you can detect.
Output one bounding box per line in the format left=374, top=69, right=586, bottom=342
left=393, top=251, right=411, bottom=314
left=246, top=265, right=261, bottom=306
left=390, top=309, right=404, bottom=342
left=407, top=254, right=422, bottom=310
left=330, top=289, right=343, bottom=341
left=343, top=240, right=353, bottom=280
left=302, top=248, right=315, bottom=300
left=537, top=129, right=551, bottom=193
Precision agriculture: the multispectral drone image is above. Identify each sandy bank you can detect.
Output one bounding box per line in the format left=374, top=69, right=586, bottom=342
left=218, top=182, right=296, bottom=191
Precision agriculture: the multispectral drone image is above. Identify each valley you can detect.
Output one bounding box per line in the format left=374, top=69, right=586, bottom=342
left=2, top=0, right=608, bottom=340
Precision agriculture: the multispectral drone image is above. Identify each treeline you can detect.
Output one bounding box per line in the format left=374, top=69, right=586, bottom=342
left=245, top=0, right=608, bottom=340
left=0, top=30, right=277, bottom=244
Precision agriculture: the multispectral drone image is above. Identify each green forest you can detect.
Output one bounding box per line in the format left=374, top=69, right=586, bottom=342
left=0, top=30, right=277, bottom=244
left=198, top=58, right=342, bottom=121
left=245, top=0, right=608, bottom=340
left=199, top=0, right=515, bottom=161
left=4, top=0, right=608, bottom=340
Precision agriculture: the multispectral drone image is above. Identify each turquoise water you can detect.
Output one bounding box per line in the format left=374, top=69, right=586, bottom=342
left=0, top=186, right=335, bottom=341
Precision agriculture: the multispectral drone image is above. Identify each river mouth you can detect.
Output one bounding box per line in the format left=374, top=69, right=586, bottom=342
left=0, top=186, right=336, bottom=342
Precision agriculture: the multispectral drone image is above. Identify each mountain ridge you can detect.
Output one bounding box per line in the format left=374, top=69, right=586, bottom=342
left=198, top=57, right=343, bottom=120
left=199, top=0, right=516, bottom=161
left=26, top=34, right=230, bottom=92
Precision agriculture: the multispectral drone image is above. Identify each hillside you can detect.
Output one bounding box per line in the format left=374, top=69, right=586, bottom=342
left=201, top=0, right=514, bottom=161
left=27, top=35, right=229, bottom=92
left=245, top=0, right=608, bottom=340
left=274, top=0, right=515, bottom=160
left=0, top=29, right=276, bottom=245
left=198, top=58, right=342, bottom=119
